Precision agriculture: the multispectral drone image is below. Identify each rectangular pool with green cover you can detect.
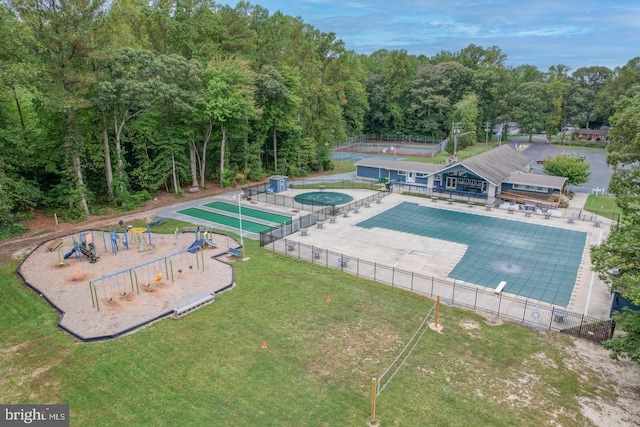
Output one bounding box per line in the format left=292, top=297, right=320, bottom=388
left=356, top=202, right=587, bottom=307
left=177, top=207, right=272, bottom=234
left=203, top=201, right=293, bottom=224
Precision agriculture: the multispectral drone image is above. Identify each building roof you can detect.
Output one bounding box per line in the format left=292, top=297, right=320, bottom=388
left=354, top=146, right=566, bottom=189
left=354, top=158, right=443, bottom=174
left=443, top=145, right=532, bottom=186
left=507, top=171, right=567, bottom=189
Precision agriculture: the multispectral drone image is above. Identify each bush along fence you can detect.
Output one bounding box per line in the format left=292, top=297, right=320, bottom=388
left=265, top=237, right=615, bottom=344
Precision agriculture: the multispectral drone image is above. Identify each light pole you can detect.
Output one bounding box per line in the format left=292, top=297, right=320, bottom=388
left=484, top=121, right=491, bottom=146
left=453, top=122, right=460, bottom=161
left=234, top=191, right=245, bottom=259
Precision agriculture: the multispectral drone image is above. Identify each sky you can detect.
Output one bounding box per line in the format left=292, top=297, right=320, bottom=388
left=221, top=0, right=640, bottom=71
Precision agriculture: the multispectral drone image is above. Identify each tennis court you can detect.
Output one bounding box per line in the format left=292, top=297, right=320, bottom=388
left=203, top=201, right=293, bottom=224
left=356, top=202, right=587, bottom=306
left=176, top=207, right=272, bottom=234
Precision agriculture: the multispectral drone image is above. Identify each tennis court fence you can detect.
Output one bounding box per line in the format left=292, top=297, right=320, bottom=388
left=265, top=237, right=615, bottom=343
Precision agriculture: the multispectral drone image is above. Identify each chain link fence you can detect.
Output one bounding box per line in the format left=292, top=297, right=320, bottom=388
left=266, top=237, right=615, bottom=343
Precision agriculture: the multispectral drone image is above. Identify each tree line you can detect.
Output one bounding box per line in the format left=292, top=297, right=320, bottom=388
left=1, top=0, right=640, bottom=233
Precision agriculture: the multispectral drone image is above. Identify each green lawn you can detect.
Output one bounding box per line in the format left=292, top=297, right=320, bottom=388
left=0, top=228, right=618, bottom=426
left=584, top=194, right=621, bottom=220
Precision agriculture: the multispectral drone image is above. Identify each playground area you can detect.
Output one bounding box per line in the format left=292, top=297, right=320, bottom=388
left=18, top=230, right=236, bottom=341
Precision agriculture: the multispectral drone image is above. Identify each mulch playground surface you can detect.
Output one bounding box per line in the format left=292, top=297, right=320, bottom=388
left=18, top=231, right=236, bottom=341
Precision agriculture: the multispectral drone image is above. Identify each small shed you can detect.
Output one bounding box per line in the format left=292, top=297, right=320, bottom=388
left=268, top=175, right=288, bottom=193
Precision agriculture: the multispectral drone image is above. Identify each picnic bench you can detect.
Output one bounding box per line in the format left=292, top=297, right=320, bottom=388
left=507, top=206, right=515, bottom=214
left=524, top=211, right=532, bottom=217
left=47, top=239, right=63, bottom=252
left=328, top=216, right=337, bottom=223
left=316, top=220, right=325, bottom=229
left=338, top=256, right=350, bottom=267
left=544, top=212, right=551, bottom=219
left=300, top=228, right=308, bottom=236
left=364, top=202, right=371, bottom=208
left=173, top=292, right=215, bottom=318
left=353, top=206, right=360, bottom=214
left=567, top=215, right=577, bottom=224
left=286, top=241, right=296, bottom=251
left=484, top=204, right=492, bottom=211
left=342, top=210, right=350, bottom=218
left=593, top=219, right=603, bottom=227
left=431, top=195, right=438, bottom=202
left=227, top=247, right=241, bottom=257
left=467, top=201, right=474, bottom=208
left=312, top=248, right=323, bottom=259
left=447, top=198, right=454, bottom=205
left=149, top=217, right=166, bottom=227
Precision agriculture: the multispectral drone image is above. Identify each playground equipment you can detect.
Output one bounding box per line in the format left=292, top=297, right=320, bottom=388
left=129, top=227, right=152, bottom=252
left=187, top=229, right=217, bottom=253
left=89, top=248, right=203, bottom=311
left=57, top=232, right=100, bottom=264
left=109, top=228, right=130, bottom=254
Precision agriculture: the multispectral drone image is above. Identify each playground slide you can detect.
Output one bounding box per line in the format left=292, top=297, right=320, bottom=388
left=187, top=239, right=203, bottom=253
left=63, top=247, right=76, bottom=259
left=202, top=239, right=217, bottom=249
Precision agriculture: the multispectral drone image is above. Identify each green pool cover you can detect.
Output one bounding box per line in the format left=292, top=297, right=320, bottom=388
left=356, top=202, right=586, bottom=306
left=293, top=191, right=354, bottom=206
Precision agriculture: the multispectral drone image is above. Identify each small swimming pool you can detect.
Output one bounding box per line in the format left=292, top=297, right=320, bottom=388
left=293, top=191, right=354, bottom=206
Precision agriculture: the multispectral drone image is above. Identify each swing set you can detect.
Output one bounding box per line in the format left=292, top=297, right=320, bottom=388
left=89, top=248, right=203, bottom=311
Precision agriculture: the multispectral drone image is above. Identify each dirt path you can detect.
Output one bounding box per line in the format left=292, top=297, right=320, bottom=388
left=0, top=181, right=248, bottom=264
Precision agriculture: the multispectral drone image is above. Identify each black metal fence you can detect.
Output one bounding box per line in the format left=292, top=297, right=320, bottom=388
left=258, top=190, right=389, bottom=247
left=266, top=238, right=615, bottom=343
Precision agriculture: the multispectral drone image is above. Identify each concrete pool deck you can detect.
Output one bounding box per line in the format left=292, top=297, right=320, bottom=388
left=278, top=189, right=613, bottom=320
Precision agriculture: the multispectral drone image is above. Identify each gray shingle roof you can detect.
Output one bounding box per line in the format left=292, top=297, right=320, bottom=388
left=507, top=171, right=567, bottom=188
left=456, top=145, right=532, bottom=186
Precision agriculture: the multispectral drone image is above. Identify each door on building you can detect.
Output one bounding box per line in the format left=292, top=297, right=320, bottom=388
left=406, top=172, right=415, bottom=183
left=446, top=176, right=457, bottom=189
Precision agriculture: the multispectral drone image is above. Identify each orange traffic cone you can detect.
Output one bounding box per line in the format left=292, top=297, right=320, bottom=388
left=261, top=341, right=267, bottom=349
left=326, top=294, right=331, bottom=303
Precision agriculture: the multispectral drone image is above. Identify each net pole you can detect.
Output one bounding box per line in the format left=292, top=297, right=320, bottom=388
left=370, top=377, right=377, bottom=423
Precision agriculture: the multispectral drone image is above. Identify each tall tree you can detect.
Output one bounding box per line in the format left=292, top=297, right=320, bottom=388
left=203, top=56, right=256, bottom=185
left=9, top=0, right=106, bottom=218
left=510, top=82, right=551, bottom=141
left=94, top=48, right=161, bottom=203
left=591, top=89, right=640, bottom=362
left=255, top=65, right=300, bottom=173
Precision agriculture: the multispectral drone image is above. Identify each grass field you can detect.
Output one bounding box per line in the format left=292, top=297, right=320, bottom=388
left=0, top=224, right=621, bottom=426
left=584, top=194, right=621, bottom=220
